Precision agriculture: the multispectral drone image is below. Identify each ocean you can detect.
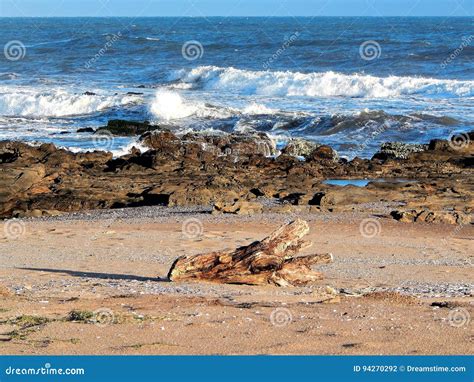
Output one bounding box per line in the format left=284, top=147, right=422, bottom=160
left=0, top=17, right=473, bottom=158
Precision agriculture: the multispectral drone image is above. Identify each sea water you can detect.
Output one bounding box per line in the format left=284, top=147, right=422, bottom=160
left=0, top=17, right=472, bottom=157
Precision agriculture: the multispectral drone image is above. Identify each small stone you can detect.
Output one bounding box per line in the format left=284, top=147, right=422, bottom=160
left=30, top=209, right=43, bottom=218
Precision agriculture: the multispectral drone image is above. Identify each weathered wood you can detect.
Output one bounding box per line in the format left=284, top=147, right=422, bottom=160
left=168, top=219, right=333, bottom=286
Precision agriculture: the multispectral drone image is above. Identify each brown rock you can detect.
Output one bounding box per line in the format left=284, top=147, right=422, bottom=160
left=391, top=210, right=418, bottom=223
left=12, top=165, right=46, bottom=192
left=140, top=130, right=183, bottom=155
left=307, top=145, right=339, bottom=162
left=0, top=130, right=473, bottom=220
left=213, top=200, right=263, bottom=215
left=428, top=139, right=451, bottom=151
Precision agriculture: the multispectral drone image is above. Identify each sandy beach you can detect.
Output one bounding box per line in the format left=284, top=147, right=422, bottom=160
left=1, top=207, right=472, bottom=354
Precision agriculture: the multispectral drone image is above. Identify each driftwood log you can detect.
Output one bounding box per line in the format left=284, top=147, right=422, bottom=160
left=168, top=219, right=333, bottom=286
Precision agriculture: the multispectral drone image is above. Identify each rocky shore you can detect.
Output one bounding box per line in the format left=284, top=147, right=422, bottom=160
left=1, top=123, right=472, bottom=225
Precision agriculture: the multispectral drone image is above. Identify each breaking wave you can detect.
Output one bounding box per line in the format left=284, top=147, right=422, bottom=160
left=149, top=89, right=277, bottom=121
left=170, top=66, right=474, bottom=98
left=0, top=86, right=141, bottom=117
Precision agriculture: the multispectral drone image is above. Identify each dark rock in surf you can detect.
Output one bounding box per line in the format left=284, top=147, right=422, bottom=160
left=96, top=119, right=155, bottom=136
left=77, top=127, right=95, bottom=133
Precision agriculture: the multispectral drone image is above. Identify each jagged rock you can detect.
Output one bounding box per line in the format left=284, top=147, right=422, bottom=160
left=0, top=145, right=20, bottom=163
left=141, top=130, right=276, bottom=159
left=0, top=131, right=473, bottom=221
left=168, top=219, right=333, bottom=286
left=391, top=209, right=472, bottom=225
left=281, top=138, right=320, bottom=157
left=373, top=142, right=428, bottom=160
left=309, top=188, right=379, bottom=211
left=181, top=131, right=277, bottom=157
left=140, top=130, right=183, bottom=156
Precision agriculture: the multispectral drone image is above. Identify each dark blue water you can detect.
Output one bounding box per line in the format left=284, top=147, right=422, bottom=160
left=0, top=17, right=473, bottom=157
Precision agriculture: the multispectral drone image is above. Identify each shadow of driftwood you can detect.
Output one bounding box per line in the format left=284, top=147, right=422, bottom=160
left=18, top=267, right=169, bottom=282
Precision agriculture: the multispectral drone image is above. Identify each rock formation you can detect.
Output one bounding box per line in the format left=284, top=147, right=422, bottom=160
left=0, top=125, right=472, bottom=224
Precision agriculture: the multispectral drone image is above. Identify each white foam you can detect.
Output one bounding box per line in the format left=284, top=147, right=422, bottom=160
left=109, top=140, right=150, bottom=157
left=66, top=139, right=149, bottom=158
left=149, top=90, right=198, bottom=120
left=150, top=89, right=280, bottom=121
left=172, top=66, right=474, bottom=98
left=0, top=86, right=141, bottom=117
left=242, top=102, right=276, bottom=115
left=150, top=89, right=241, bottom=121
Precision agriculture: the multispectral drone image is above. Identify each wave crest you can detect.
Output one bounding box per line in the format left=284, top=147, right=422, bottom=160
left=170, top=66, right=474, bottom=98
left=0, top=87, right=141, bottom=117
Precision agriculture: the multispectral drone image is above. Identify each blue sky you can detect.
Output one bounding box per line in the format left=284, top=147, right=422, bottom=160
left=1, top=0, right=472, bottom=17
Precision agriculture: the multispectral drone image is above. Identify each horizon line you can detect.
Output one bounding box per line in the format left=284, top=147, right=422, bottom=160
left=1, top=15, right=472, bottom=18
